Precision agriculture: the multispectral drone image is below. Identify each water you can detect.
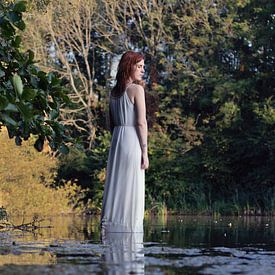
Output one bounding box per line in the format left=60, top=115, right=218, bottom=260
left=0, top=215, right=275, bottom=274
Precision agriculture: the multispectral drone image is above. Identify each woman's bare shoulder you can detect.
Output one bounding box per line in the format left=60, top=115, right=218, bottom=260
left=128, top=83, right=144, bottom=94
left=126, top=84, right=144, bottom=104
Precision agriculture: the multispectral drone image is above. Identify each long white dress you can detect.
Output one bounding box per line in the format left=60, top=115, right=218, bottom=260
left=100, top=85, right=145, bottom=233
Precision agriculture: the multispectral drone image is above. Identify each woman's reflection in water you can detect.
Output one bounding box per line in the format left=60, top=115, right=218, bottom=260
left=101, top=232, right=144, bottom=274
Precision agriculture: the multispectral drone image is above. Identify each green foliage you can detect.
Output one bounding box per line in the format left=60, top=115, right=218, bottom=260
left=56, top=130, right=111, bottom=213
left=0, top=0, right=71, bottom=152
left=9, top=0, right=274, bottom=216
left=0, top=127, right=76, bottom=216
left=141, top=0, right=275, bottom=214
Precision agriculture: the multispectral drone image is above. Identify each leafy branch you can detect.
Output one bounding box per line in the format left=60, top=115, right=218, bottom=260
left=0, top=0, right=72, bottom=153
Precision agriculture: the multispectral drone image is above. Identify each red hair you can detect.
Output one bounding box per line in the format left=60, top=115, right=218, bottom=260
left=111, top=51, right=144, bottom=97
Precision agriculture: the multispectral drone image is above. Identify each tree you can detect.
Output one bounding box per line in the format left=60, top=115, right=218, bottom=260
left=178, top=0, right=275, bottom=212
left=22, top=0, right=118, bottom=149
left=0, top=0, right=70, bottom=153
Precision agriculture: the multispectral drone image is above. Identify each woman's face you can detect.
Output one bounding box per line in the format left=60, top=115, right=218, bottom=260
left=131, top=59, right=145, bottom=81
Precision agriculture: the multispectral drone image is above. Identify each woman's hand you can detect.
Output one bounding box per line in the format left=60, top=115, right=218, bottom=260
left=141, top=153, right=149, bottom=170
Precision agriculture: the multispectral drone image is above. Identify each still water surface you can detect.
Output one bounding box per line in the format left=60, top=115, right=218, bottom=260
left=0, top=215, right=275, bottom=274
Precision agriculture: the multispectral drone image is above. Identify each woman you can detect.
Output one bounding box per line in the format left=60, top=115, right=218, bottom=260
left=100, top=51, right=149, bottom=233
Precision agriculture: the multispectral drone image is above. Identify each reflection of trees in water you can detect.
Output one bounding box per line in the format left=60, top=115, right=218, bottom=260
left=81, top=215, right=101, bottom=240
left=143, top=215, right=275, bottom=248
left=101, top=232, right=144, bottom=275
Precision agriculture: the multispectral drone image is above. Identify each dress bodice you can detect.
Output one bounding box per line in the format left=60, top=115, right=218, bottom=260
left=110, top=88, right=135, bottom=127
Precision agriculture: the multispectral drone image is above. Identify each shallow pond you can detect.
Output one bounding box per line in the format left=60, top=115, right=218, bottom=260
left=0, top=215, right=275, bottom=274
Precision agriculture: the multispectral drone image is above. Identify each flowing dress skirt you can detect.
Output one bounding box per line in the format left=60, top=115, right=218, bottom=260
left=101, top=125, right=145, bottom=233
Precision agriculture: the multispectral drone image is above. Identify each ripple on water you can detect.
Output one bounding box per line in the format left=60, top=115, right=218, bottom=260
left=0, top=215, right=274, bottom=274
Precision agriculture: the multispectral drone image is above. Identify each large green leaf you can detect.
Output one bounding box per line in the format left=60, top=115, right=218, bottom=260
left=27, top=50, right=35, bottom=64
left=49, top=109, right=59, bottom=120
left=59, top=143, right=70, bottom=154
left=0, top=70, right=5, bottom=78
left=37, top=71, right=49, bottom=90
left=6, top=126, right=16, bottom=138
left=13, top=19, right=25, bottom=31
left=12, top=73, right=23, bottom=96
left=0, top=113, right=17, bottom=126
left=7, top=11, right=21, bottom=24
left=13, top=1, right=27, bottom=13
left=34, top=136, right=44, bottom=152
left=11, top=35, right=21, bottom=48
left=17, top=102, right=32, bottom=120
left=0, top=95, right=8, bottom=110
left=4, top=103, right=18, bottom=112
left=0, top=20, right=15, bottom=38
left=22, top=88, right=37, bottom=100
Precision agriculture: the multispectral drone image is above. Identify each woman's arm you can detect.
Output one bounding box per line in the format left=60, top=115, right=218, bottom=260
left=134, top=85, right=149, bottom=169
